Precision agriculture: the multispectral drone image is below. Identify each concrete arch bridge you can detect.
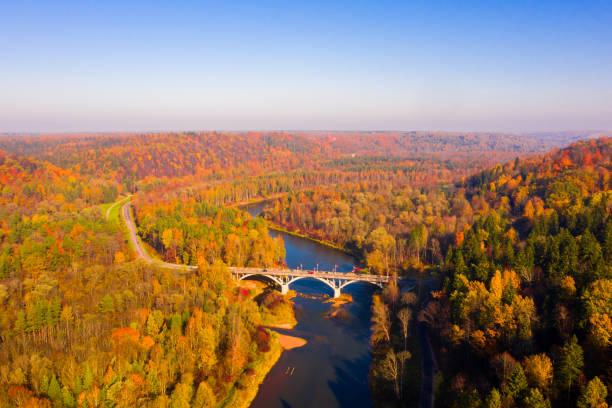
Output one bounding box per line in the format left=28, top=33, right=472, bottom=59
left=229, top=267, right=390, bottom=298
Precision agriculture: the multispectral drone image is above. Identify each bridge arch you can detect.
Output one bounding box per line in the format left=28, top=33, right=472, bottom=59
left=238, top=273, right=284, bottom=288
left=286, top=275, right=337, bottom=295
left=339, top=280, right=384, bottom=290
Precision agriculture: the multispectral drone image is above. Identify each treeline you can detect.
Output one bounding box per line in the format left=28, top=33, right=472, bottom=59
left=0, top=132, right=328, bottom=182
left=318, top=131, right=559, bottom=157
left=2, top=258, right=288, bottom=407
left=135, top=154, right=492, bottom=212
left=0, top=130, right=583, bottom=190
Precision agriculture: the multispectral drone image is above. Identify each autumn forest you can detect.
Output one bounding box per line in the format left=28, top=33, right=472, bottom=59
left=0, top=131, right=610, bottom=408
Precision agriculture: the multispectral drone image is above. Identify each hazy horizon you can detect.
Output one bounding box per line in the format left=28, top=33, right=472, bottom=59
left=2, top=129, right=611, bottom=137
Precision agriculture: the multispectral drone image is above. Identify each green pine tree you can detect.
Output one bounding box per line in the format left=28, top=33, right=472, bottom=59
left=47, top=375, right=61, bottom=401
left=0, top=253, right=11, bottom=278
left=579, top=230, right=604, bottom=282
left=504, top=365, right=528, bottom=399
left=26, top=309, right=35, bottom=332
left=83, top=365, right=95, bottom=390
left=556, top=335, right=584, bottom=397
left=454, top=250, right=467, bottom=276
left=34, top=300, right=47, bottom=330
left=484, top=388, right=501, bottom=408
left=49, top=299, right=62, bottom=326
left=62, top=387, right=77, bottom=408
left=502, top=240, right=515, bottom=267
left=522, top=388, right=550, bottom=408
left=99, top=294, right=115, bottom=313
left=74, top=375, right=83, bottom=395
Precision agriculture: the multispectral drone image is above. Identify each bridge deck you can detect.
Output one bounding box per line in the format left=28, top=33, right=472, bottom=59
left=228, top=267, right=390, bottom=284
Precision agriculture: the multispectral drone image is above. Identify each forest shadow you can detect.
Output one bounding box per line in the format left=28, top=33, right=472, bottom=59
left=328, top=354, right=373, bottom=407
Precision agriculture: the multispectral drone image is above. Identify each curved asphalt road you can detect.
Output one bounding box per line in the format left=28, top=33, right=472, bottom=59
left=121, top=202, right=197, bottom=271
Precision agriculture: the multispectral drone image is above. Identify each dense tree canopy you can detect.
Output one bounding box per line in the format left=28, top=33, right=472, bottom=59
left=0, top=132, right=609, bottom=407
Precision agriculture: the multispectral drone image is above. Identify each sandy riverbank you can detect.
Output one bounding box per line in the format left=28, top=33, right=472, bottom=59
left=325, top=293, right=353, bottom=306
left=266, top=322, right=295, bottom=329
left=276, top=333, right=307, bottom=350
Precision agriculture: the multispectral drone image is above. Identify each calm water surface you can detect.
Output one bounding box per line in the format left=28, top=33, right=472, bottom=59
left=243, top=202, right=375, bottom=408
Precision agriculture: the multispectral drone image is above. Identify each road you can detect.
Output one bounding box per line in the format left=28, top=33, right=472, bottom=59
left=121, top=202, right=197, bottom=271
left=417, top=321, right=437, bottom=408
left=416, top=287, right=439, bottom=408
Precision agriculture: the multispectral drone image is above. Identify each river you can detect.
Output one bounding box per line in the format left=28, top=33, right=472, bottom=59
left=243, top=202, right=375, bottom=408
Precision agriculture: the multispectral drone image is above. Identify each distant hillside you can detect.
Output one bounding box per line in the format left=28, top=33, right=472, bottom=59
left=0, top=130, right=601, bottom=183
left=522, top=130, right=612, bottom=146
left=466, top=136, right=612, bottom=215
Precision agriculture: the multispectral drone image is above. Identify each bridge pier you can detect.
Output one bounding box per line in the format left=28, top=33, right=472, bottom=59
left=281, top=283, right=289, bottom=295
left=333, top=287, right=341, bottom=298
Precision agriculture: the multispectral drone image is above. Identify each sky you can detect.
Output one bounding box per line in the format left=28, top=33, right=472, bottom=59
left=1, top=0, right=611, bottom=133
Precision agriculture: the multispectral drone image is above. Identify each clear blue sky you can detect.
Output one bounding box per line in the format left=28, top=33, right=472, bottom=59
left=1, top=0, right=611, bottom=132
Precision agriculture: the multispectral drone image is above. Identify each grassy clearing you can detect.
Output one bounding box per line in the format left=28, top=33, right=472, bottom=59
left=103, top=196, right=138, bottom=257
left=106, top=195, right=131, bottom=222
left=100, top=202, right=113, bottom=215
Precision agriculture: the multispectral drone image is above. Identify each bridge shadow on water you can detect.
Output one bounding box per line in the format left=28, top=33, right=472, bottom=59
left=328, top=354, right=374, bottom=408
